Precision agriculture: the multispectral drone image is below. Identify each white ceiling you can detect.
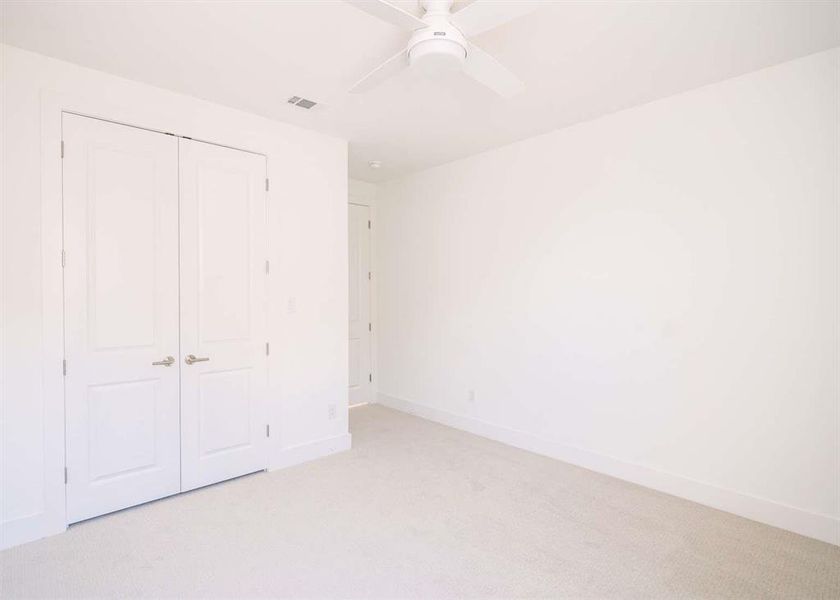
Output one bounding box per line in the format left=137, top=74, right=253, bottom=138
left=2, top=1, right=838, bottom=182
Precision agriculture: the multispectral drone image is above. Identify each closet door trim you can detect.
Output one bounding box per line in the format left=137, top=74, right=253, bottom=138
left=33, top=91, right=268, bottom=547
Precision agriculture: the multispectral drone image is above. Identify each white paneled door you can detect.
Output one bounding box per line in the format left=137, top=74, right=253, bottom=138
left=349, top=203, right=371, bottom=405
left=63, top=114, right=181, bottom=523
left=179, top=138, right=269, bottom=492
left=64, top=115, right=269, bottom=521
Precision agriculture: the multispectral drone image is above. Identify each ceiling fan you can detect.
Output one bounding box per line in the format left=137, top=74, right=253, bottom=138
left=345, top=0, right=539, bottom=98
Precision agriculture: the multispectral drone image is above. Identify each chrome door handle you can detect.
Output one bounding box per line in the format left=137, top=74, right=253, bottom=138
left=152, top=355, right=175, bottom=367
left=185, top=354, right=210, bottom=365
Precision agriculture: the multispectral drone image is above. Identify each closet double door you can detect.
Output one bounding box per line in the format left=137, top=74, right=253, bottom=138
left=63, top=114, right=268, bottom=523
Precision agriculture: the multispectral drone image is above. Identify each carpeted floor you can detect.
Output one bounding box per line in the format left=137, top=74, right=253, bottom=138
left=1, top=404, right=838, bottom=598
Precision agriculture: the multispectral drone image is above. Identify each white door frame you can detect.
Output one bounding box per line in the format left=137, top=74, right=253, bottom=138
left=37, top=90, right=272, bottom=543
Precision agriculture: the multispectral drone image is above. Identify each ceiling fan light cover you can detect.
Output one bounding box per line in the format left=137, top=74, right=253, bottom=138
left=408, top=38, right=466, bottom=70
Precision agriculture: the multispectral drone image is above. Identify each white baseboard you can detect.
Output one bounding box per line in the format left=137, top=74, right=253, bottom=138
left=378, top=392, right=839, bottom=547
left=0, top=434, right=352, bottom=551
left=0, top=512, right=66, bottom=552
left=269, top=432, right=352, bottom=471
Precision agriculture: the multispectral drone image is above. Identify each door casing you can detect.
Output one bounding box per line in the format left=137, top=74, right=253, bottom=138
left=22, top=87, right=285, bottom=551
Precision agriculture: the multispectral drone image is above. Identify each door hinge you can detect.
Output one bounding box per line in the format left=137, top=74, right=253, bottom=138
left=64, top=467, right=68, bottom=484
left=368, top=271, right=371, bottom=280
left=368, top=322, right=372, bottom=332
left=265, top=260, right=270, bottom=275
left=368, top=220, right=371, bottom=229
left=61, top=250, right=66, bottom=268
left=266, top=424, right=270, bottom=438
left=265, top=342, right=270, bottom=356
left=369, top=373, right=372, bottom=383
left=265, top=178, right=270, bottom=192
left=60, top=140, right=64, bottom=159
left=62, top=359, right=67, bottom=376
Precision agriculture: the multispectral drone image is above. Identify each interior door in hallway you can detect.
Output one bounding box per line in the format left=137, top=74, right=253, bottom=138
left=63, top=114, right=181, bottom=523
left=349, top=203, right=371, bottom=405
left=179, top=138, right=269, bottom=491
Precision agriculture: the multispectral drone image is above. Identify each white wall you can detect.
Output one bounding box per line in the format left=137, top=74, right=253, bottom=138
left=0, top=44, right=349, bottom=549
left=376, top=49, right=839, bottom=545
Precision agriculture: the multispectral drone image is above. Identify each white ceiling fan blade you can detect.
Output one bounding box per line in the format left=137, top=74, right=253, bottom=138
left=344, top=0, right=427, bottom=31
left=349, top=48, right=409, bottom=93
left=451, top=0, right=542, bottom=37
left=462, top=43, right=523, bottom=98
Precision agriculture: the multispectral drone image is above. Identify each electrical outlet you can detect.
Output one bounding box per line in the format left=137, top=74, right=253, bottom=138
left=468, top=389, right=476, bottom=403
left=287, top=296, right=297, bottom=314
left=328, top=404, right=336, bottom=420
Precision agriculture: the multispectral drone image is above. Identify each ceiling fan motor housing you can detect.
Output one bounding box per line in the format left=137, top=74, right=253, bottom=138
left=407, top=16, right=467, bottom=70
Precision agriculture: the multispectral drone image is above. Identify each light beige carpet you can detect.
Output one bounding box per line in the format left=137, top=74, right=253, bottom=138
left=1, top=404, right=838, bottom=599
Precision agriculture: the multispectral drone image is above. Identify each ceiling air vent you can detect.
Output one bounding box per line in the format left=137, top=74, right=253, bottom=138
left=287, top=96, right=317, bottom=110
